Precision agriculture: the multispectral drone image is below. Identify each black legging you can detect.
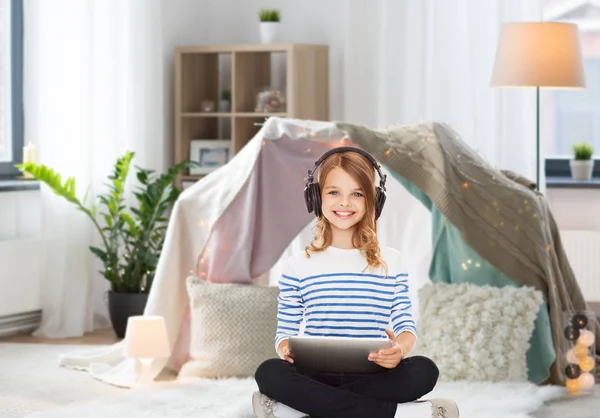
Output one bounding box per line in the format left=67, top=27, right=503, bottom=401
left=255, top=355, right=439, bottom=418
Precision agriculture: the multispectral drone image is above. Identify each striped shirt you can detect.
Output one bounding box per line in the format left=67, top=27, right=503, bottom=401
left=275, top=246, right=417, bottom=350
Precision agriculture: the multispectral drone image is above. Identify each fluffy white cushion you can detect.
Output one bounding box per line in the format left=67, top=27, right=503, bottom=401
left=180, top=276, right=279, bottom=378
left=414, top=282, right=543, bottom=382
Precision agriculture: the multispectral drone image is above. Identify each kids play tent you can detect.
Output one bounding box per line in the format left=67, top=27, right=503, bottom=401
left=60, top=117, right=598, bottom=387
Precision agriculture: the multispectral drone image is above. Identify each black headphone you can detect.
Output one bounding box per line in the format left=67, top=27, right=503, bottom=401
left=303, top=146, right=387, bottom=220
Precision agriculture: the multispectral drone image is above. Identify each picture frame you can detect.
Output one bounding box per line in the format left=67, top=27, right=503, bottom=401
left=189, top=139, right=232, bottom=175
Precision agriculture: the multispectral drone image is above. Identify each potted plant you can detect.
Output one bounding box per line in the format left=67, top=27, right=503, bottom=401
left=570, top=142, right=594, bottom=181
left=18, top=152, right=197, bottom=338
left=220, top=89, right=231, bottom=112
left=258, top=8, right=280, bottom=44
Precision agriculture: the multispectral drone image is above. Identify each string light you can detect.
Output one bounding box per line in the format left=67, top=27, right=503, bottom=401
left=578, top=372, right=595, bottom=390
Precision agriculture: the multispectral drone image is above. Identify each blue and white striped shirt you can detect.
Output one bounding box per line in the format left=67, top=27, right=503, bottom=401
left=275, top=246, right=417, bottom=350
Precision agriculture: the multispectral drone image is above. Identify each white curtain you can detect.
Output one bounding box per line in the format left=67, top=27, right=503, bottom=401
left=344, top=0, right=542, bottom=184
left=24, top=0, right=167, bottom=337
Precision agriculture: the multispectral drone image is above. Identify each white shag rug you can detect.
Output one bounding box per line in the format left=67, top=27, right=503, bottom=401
left=3, top=342, right=597, bottom=418
left=26, top=377, right=563, bottom=418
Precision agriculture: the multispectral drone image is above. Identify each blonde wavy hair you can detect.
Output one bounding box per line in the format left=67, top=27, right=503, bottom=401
left=305, top=151, right=387, bottom=274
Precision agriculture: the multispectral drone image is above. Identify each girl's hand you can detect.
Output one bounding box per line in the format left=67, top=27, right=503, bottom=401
left=368, top=329, right=404, bottom=369
left=277, top=340, right=294, bottom=364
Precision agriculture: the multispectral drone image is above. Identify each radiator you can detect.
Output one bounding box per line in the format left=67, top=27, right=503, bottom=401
left=560, top=230, right=600, bottom=302
left=0, top=310, right=42, bottom=337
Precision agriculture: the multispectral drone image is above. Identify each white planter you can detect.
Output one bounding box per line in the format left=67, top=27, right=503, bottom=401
left=260, top=22, right=279, bottom=44
left=569, top=159, right=594, bottom=181
left=219, top=100, right=230, bottom=112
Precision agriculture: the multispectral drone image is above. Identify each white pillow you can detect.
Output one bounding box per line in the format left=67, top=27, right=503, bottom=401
left=180, top=276, right=279, bottom=378
left=414, top=282, right=543, bottom=382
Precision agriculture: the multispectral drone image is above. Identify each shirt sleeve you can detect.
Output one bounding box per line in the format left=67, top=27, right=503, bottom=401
left=391, top=271, right=417, bottom=339
left=274, top=260, right=305, bottom=351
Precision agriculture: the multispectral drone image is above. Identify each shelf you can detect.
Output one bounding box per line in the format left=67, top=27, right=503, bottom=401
left=233, top=51, right=287, bottom=113
left=182, top=112, right=233, bottom=117
left=174, top=44, right=329, bottom=188
left=180, top=52, right=232, bottom=113
left=177, top=44, right=329, bottom=54
left=233, top=116, right=266, bottom=154
left=236, top=112, right=287, bottom=117
left=181, top=112, right=286, bottom=118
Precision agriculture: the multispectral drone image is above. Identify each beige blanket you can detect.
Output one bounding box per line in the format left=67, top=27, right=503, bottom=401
left=341, top=121, right=599, bottom=384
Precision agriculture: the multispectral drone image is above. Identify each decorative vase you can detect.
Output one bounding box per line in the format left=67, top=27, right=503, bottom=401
left=107, top=291, right=149, bottom=338
left=260, top=22, right=279, bottom=44
left=569, top=160, right=594, bottom=181
left=219, top=99, right=230, bottom=112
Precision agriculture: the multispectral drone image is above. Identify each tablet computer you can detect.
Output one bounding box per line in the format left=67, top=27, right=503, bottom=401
left=288, top=336, right=392, bottom=374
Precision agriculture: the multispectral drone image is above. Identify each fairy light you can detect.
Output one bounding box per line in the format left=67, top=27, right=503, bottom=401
left=351, top=121, right=556, bottom=268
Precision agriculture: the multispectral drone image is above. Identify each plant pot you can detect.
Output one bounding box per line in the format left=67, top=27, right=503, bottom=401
left=107, top=291, right=149, bottom=338
left=570, top=159, right=594, bottom=181
left=260, top=22, right=279, bottom=44
left=219, top=99, right=230, bottom=112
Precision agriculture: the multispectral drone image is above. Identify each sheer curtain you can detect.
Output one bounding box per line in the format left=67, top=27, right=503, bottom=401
left=24, top=0, right=167, bottom=337
left=344, top=0, right=542, bottom=183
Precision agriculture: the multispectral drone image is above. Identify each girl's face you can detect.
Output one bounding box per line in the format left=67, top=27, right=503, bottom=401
left=321, top=167, right=366, bottom=231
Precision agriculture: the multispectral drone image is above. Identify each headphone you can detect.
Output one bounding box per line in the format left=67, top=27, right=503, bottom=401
left=303, top=146, right=387, bottom=220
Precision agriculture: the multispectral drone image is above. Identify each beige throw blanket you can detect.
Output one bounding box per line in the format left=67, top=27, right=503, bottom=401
left=340, top=121, right=600, bottom=384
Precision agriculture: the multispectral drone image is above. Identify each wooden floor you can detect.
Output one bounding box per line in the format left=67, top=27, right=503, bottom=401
left=0, top=328, right=120, bottom=345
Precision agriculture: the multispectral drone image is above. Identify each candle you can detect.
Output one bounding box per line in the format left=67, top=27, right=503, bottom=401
left=22, top=142, right=38, bottom=179
left=23, top=142, right=38, bottom=164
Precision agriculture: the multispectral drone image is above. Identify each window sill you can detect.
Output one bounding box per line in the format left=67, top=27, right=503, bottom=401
left=0, top=177, right=40, bottom=193
left=546, top=176, right=600, bottom=189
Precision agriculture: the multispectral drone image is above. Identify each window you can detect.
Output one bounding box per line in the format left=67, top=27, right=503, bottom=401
left=0, top=0, right=23, bottom=177
left=550, top=59, right=600, bottom=157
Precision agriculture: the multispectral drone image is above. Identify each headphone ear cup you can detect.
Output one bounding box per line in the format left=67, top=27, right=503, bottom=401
left=375, top=187, right=386, bottom=220
left=304, top=184, right=314, bottom=213
left=311, top=183, right=322, bottom=218
left=309, top=183, right=322, bottom=217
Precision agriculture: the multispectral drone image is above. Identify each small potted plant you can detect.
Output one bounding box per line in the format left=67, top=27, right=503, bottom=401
left=220, top=89, right=231, bottom=112
left=570, top=142, right=594, bottom=181
left=258, top=8, right=280, bottom=44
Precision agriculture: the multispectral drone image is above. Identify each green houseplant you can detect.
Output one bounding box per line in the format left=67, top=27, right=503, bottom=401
left=570, top=142, right=594, bottom=181
left=18, top=152, right=197, bottom=337
left=258, top=9, right=281, bottom=44
left=220, top=88, right=231, bottom=112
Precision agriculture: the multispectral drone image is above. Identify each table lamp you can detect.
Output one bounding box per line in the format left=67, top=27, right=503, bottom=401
left=124, top=315, right=171, bottom=385
left=490, top=22, right=585, bottom=190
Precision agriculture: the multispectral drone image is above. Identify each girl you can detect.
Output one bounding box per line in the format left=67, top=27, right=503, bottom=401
left=253, top=148, right=458, bottom=418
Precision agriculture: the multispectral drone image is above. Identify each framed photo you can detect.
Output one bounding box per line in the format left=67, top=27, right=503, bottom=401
left=189, top=139, right=232, bottom=175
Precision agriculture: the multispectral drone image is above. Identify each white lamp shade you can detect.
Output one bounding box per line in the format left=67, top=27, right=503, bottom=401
left=491, top=22, right=585, bottom=88
left=124, top=316, right=171, bottom=359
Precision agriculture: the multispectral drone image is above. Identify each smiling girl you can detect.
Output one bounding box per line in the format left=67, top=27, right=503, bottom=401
left=252, top=147, right=458, bottom=418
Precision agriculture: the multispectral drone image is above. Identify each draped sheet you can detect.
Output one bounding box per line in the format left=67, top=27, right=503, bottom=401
left=58, top=117, right=592, bottom=387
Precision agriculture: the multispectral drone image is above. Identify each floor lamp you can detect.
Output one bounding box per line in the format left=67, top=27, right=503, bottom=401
left=490, top=22, right=585, bottom=191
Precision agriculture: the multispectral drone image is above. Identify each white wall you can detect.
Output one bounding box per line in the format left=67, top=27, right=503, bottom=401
left=0, top=191, right=43, bottom=317
left=161, top=0, right=348, bottom=130
left=547, top=189, right=600, bottom=231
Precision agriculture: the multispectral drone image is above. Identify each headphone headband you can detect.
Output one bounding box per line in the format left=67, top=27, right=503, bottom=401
left=306, top=146, right=387, bottom=190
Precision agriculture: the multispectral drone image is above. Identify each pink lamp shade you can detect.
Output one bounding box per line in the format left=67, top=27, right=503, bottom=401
left=124, top=316, right=171, bottom=359
left=490, top=22, right=585, bottom=88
